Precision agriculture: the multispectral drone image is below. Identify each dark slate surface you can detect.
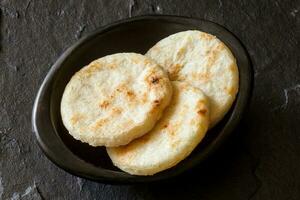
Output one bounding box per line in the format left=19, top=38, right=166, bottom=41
left=0, top=0, right=299, bottom=199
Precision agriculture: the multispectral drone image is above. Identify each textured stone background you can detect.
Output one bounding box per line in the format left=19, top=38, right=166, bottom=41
left=0, top=0, right=300, bottom=199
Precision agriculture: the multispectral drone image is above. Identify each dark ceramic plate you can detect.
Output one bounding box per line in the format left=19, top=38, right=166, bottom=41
left=32, top=15, right=252, bottom=184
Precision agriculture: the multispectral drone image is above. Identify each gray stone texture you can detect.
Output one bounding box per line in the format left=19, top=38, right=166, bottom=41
left=0, top=0, right=299, bottom=199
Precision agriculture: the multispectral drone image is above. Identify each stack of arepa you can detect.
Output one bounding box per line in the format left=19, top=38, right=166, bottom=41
left=61, top=30, right=239, bottom=175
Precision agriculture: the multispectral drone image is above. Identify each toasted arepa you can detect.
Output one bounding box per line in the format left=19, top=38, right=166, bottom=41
left=61, top=53, right=172, bottom=147
left=107, top=81, right=209, bottom=175
left=146, top=30, right=239, bottom=127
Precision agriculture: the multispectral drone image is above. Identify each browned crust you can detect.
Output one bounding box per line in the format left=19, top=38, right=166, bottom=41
left=197, top=108, right=207, bottom=116
left=196, top=100, right=208, bottom=116
left=199, top=32, right=215, bottom=40
left=168, top=63, right=183, bottom=80
left=99, top=100, right=110, bottom=109
left=70, top=113, right=85, bottom=125
left=226, top=86, right=237, bottom=96
left=90, top=118, right=109, bottom=131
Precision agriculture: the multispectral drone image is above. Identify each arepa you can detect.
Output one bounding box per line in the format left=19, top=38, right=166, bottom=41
left=107, top=81, right=209, bottom=175
left=146, top=30, right=239, bottom=127
left=61, top=53, right=172, bottom=147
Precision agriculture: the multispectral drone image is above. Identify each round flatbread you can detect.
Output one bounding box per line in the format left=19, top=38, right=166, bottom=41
left=107, top=81, right=209, bottom=175
left=61, top=53, right=172, bottom=147
left=146, top=30, right=239, bottom=127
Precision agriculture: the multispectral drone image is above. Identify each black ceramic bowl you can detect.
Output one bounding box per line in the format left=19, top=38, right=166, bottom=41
left=32, top=15, right=252, bottom=184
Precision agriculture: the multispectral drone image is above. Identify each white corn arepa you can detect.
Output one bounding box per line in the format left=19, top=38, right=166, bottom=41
left=146, top=30, right=239, bottom=127
left=61, top=53, right=172, bottom=147
left=107, top=81, right=209, bottom=175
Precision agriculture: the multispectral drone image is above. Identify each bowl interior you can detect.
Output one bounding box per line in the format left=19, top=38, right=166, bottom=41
left=34, top=16, right=252, bottom=183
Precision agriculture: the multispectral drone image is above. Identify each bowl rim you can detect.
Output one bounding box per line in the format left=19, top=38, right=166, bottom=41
left=32, top=14, right=253, bottom=184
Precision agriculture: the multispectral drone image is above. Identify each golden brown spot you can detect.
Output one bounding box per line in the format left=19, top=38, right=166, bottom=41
left=170, top=131, right=176, bottom=137
left=132, top=57, right=140, bottom=64
left=140, top=92, right=148, bottom=103
left=99, top=100, right=109, bottom=109
left=216, top=43, right=225, bottom=51
left=115, top=84, right=128, bottom=93
left=151, top=77, right=160, bottom=84
left=190, top=118, right=198, bottom=126
left=206, top=43, right=224, bottom=68
left=143, top=59, right=151, bottom=65
left=107, top=63, right=117, bottom=69
left=176, top=74, right=186, bottom=82
left=149, top=99, right=161, bottom=114
left=197, top=108, right=207, bottom=116
left=150, top=100, right=160, bottom=113
left=163, top=124, right=168, bottom=128
left=196, top=100, right=207, bottom=116
left=139, top=134, right=151, bottom=144
left=176, top=47, right=186, bottom=59
left=229, top=63, right=236, bottom=72
left=171, top=140, right=180, bottom=149
left=166, top=123, right=180, bottom=137
left=126, top=91, right=135, bottom=98
left=200, top=32, right=214, bottom=40
left=205, top=50, right=211, bottom=55
left=111, top=107, right=122, bottom=115
left=82, top=62, right=101, bottom=77
left=119, top=119, right=134, bottom=130
left=226, top=87, right=236, bottom=96
left=179, top=105, right=189, bottom=116
left=191, top=72, right=197, bottom=79
left=113, top=145, right=134, bottom=157
left=145, top=69, right=163, bottom=87
left=197, top=100, right=206, bottom=106
left=91, top=118, right=109, bottom=130
left=150, top=44, right=160, bottom=52
left=199, top=72, right=210, bottom=81
left=206, top=53, right=218, bottom=68
left=169, top=63, right=182, bottom=79
left=70, top=114, right=84, bottom=125
left=191, top=72, right=210, bottom=82
left=154, top=99, right=160, bottom=104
